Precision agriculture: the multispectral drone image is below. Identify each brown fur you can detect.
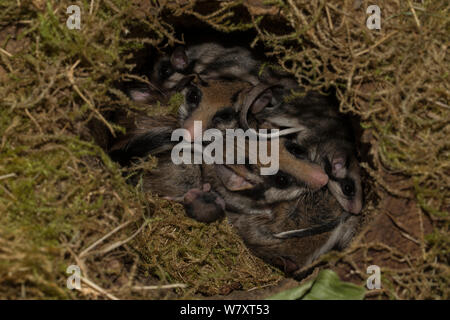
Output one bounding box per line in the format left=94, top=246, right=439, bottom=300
left=227, top=189, right=359, bottom=273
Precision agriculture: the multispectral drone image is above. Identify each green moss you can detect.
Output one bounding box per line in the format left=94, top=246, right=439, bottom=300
left=167, top=92, right=184, bottom=116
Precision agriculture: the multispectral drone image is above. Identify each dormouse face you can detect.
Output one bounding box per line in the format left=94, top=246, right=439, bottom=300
left=322, top=141, right=363, bottom=214
left=150, top=47, right=189, bottom=92
left=207, top=143, right=326, bottom=215
left=249, top=89, right=342, bottom=130
left=212, top=163, right=307, bottom=206
left=149, top=43, right=260, bottom=93
left=289, top=133, right=363, bottom=214
left=238, top=83, right=363, bottom=215
left=126, top=48, right=190, bottom=105
left=235, top=84, right=329, bottom=190
left=178, top=77, right=251, bottom=141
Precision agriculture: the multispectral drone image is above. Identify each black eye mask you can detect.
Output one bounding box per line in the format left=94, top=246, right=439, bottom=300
left=338, top=177, right=356, bottom=198
left=212, top=107, right=237, bottom=126
left=157, top=60, right=174, bottom=81
left=284, top=140, right=308, bottom=159
left=270, top=171, right=295, bottom=190
left=185, top=85, right=202, bottom=106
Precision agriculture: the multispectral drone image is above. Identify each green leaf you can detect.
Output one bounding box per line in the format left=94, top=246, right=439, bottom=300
left=302, top=270, right=366, bottom=300
left=266, top=278, right=314, bottom=300
left=266, top=269, right=366, bottom=300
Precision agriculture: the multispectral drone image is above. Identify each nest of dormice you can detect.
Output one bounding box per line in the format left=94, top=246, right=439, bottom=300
left=0, top=0, right=448, bottom=299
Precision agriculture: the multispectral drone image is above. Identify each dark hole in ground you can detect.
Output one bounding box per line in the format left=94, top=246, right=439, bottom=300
left=87, top=4, right=382, bottom=299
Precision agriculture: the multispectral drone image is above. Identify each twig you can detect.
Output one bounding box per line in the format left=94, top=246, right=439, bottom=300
left=355, top=31, right=398, bottom=57
left=80, top=275, right=119, bottom=300
left=0, top=48, right=12, bottom=57
left=79, top=220, right=133, bottom=258
left=325, top=5, right=333, bottom=31
left=95, top=221, right=148, bottom=256
left=364, top=289, right=387, bottom=297
left=0, top=184, right=17, bottom=200
left=247, top=282, right=277, bottom=292
left=103, top=0, right=120, bottom=13
left=89, top=0, right=94, bottom=15
left=417, top=204, right=426, bottom=260
left=131, top=284, right=187, bottom=290
left=0, top=173, right=16, bottom=180
left=428, top=99, right=450, bottom=110
left=66, top=245, right=89, bottom=279
left=408, top=0, right=421, bottom=28
left=25, top=108, right=44, bottom=135
left=383, top=210, right=421, bottom=245
left=67, top=60, right=116, bottom=136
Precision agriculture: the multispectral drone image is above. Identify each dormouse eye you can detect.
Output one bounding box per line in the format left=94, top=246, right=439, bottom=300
left=273, top=171, right=293, bottom=189
left=212, top=108, right=235, bottom=125
left=341, top=178, right=355, bottom=197
left=158, top=61, right=173, bottom=80
left=285, top=141, right=307, bottom=159
left=186, top=87, right=201, bottom=105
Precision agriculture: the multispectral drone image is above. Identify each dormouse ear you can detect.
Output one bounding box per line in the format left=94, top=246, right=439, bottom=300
left=240, top=84, right=279, bottom=131
left=128, top=88, right=151, bottom=102
left=170, top=46, right=188, bottom=71
left=331, top=153, right=347, bottom=178
left=250, top=89, right=272, bottom=114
